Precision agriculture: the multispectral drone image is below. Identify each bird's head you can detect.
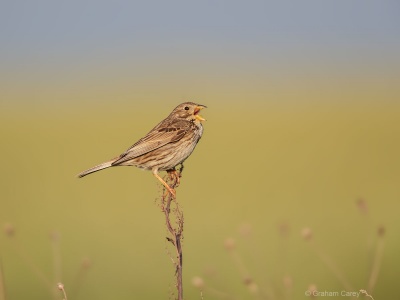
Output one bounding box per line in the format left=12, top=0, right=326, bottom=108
left=171, top=102, right=207, bottom=123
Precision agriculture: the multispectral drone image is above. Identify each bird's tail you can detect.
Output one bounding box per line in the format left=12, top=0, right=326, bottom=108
left=77, top=161, right=113, bottom=178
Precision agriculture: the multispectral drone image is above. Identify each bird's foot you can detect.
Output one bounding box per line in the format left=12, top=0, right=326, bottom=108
left=167, top=169, right=181, bottom=187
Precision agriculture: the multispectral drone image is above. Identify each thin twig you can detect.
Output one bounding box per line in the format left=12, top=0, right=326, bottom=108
left=161, top=168, right=184, bottom=300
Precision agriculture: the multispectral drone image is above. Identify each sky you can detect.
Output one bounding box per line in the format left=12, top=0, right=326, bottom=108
left=1, top=1, right=399, bottom=106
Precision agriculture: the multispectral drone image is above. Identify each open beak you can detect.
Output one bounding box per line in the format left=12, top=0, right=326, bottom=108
left=194, top=105, right=207, bottom=121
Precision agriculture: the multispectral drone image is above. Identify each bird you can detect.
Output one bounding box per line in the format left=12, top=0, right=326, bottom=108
left=77, top=102, right=206, bottom=197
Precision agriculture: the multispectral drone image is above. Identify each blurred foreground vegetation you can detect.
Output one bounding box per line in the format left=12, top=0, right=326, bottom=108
left=0, top=94, right=399, bottom=299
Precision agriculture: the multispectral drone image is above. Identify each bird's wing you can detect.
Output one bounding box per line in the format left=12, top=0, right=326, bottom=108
left=111, top=119, right=190, bottom=166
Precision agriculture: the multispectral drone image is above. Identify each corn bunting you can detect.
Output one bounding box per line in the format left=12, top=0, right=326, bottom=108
left=78, top=102, right=206, bottom=197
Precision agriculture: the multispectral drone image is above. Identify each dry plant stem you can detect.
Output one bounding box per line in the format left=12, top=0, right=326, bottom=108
left=0, top=261, right=6, bottom=300
left=202, top=271, right=237, bottom=299
left=161, top=168, right=184, bottom=300
left=227, top=250, right=266, bottom=300
left=9, top=239, right=52, bottom=290
left=367, top=235, right=385, bottom=292
left=308, top=240, right=354, bottom=293
left=50, top=232, right=62, bottom=285
left=69, top=260, right=91, bottom=298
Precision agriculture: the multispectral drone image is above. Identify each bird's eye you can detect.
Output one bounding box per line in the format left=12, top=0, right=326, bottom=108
left=184, top=106, right=189, bottom=110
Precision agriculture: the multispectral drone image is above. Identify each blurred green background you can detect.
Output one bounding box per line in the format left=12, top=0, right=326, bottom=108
left=1, top=1, right=399, bottom=299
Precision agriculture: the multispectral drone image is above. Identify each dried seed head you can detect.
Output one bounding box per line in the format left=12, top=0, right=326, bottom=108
left=356, top=198, right=368, bottom=214
left=307, top=284, right=317, bottom=297
left=224, top=238, right=236, bottom=251
left=192, top=276, right=204, bottom=289
left=57, top=283, right=64, bottom=290
left=301, top=227, right=313, bottom=241
left=278, top=222, right=290, bottom=238
left=243, top=276, right=253, bottom=285
left=283, top=275, right=293, bottom=289
left=377, top=225, right=385, bottom=237
left=4, top=223, right=15, bottom=237
left=81, top=257, right=92, bottom=269
left=248, top=282, right=259, bottom=294
left=49, top=231, right=60, bottom=241
left=238, top=223, right=252, bottom=238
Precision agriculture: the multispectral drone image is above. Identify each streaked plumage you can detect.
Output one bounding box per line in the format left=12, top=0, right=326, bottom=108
left=78, top=102, right=206, bottom=197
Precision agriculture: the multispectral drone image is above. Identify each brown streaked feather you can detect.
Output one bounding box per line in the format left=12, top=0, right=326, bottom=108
left=111, top=119, right=191, bottom=166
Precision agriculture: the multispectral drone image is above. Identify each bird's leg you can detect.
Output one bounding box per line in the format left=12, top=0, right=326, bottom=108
left=153, top=170, right=176, bottom=198
left=174, top=169, right=181, bottom=187
left=178, top=163, right=184, bottom=177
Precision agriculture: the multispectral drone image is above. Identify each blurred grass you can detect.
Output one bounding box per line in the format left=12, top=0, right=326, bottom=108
left=0, top=86, right=399, bottom=299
